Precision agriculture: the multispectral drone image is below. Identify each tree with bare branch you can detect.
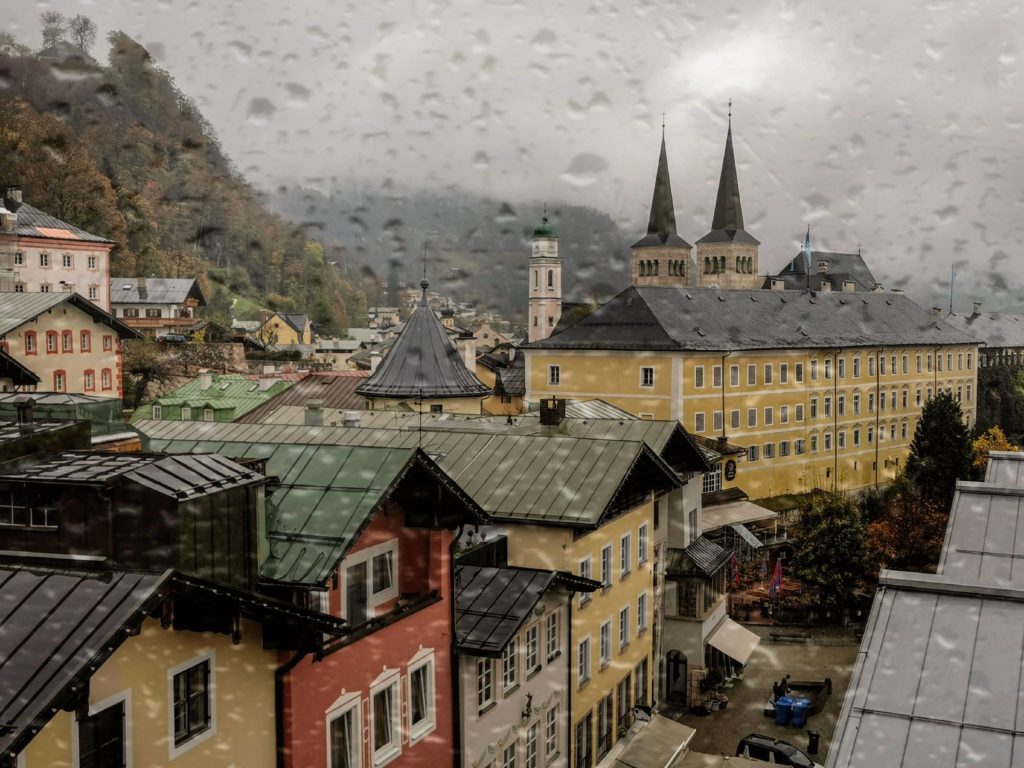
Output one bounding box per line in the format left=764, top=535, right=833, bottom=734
left=67, top=15, right=97, bottom=52
left=40, top=11, right=66, bottom=48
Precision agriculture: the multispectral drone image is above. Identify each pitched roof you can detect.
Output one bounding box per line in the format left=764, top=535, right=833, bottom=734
left=109, top=277, right=206, bottom=306
left=525, top=286, right=980, bottom=352
left=130, top=373, right=296, bottom=424
left=666, top=536, right=731, bottom=577
left=938, top=480, right=1024, bottom=586
left=237, top=371, right=368, bottom=423
left=944, top=311, right=1024, bottom=349
left=0, top=291, right=139, bottom=339
left=829, top=570, right=1024, bottom=768
left=632, top=135, right=691, bottom=250
left=281, top=313, right=310, bottom=335
left=356, top=281, right=490, bottom=399
left=137, top=420, right=682, bottom=528
left=1, top=201, right=113, bottom=243
left=0, top=349, right=40, bottom=385
left=0, top=451, right=264, bottom=500
left=769, top=250, right=879, bottom=292
left=455, top=565, right=559, bottom=655
left=696, top=125, right=759, bottom=245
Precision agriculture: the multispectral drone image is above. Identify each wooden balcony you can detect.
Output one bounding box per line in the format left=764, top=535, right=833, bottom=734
left=121, top=316, right=195, bottom=329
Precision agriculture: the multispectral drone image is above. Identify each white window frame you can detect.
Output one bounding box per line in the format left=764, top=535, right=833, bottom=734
left=600, top=544, right=613, bottom=588
left=763, top=363, right=773, bottom=384
left=167, top=651, right=216, bottom=760
left=325, top=692, right=362, bottom=768
left=545, top=705, right=560, bottom=759
left=578, top=636, right=592, bottom=687
left=620, top=533, right=632, bottom=578
left=407, top=648, right=436, bottom=743
left=730, top=365, right=739, bottom=387
left=730, top=409, right=740, bottom=429
left=579, top=556, right=592, bottom=607
left=618, top=605, right=631, bottom=651
left=152, top=404, right=163, bottom=420
left=599, top=620, right=612, bottom=667
left=747, top=364, right=756, bottom=385
left=525, top=622, right=540, bottom=674
left=501, top=638, right=519, bottom=693
left=477, top=658, right=494, bottom=711
left=712, top=365, right=722, bottom=387
left=694, top=412, right=705, bottom=432
left=795, top=404, right=804, bottom=421
left=548, top=365, right=560, bottom=386
left=370, top=672, right=402, bottom=766
left=637, top=592, right=648, bottom=634
left=339, top=538, right=400, bottom=624
left=545, top=612, right=559, bottom=660
left=638, top=523, right=648, bottom=565
left=640, top=367, right=655, bottom=388
left=181, top=406, right=191, bottom=421
left=747, top=408, right=756, bottom=427
left=72, top=689, right=133, bottom=768
left=694, top=366, right=705, bottom=388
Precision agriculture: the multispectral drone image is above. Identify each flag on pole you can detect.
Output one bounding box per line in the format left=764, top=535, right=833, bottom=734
left=729, top=554, right=740, bottom=586
left=769, top=559, right=783, bottom=598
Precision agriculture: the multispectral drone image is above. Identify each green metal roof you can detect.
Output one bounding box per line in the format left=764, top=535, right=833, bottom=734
left=131, top=374, right=295, bottom=424
left=533, top=215, right=557, bottom=238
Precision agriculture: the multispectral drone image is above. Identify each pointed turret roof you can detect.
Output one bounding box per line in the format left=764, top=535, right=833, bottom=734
left=632, top=133, right=691, bottom=249
left=697, top=123, right=759, bottom=245
left=356, top=281, right=490, bottom=400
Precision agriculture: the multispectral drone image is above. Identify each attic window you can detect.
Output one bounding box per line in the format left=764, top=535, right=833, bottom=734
left=122, top=283, right=133, bottom=289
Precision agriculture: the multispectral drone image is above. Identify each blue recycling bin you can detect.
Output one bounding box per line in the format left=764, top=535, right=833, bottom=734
left=774, top=696, right=793, bottom=725
left=790, top=698, right=811, bottom=727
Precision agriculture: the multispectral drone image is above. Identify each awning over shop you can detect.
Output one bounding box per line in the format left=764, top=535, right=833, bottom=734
left=706, top=617, right=760, bottom=666
left=728, top=522, right=763, bottom=550
left=613, top=716, right=695, bottom=768
left=701, top=500, right=776, bottom=532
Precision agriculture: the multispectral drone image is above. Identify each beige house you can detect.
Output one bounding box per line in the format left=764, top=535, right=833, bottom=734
left=0, top=292, right=139, bottom=398
left=0, top=188, right=113, bottom=310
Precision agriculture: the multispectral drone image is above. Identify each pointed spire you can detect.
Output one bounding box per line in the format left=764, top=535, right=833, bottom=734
left=646, top=133, right=678, bottom=237
left=711, top=120, right=744, bottom=231
left=803, top=226, right=813, bottom=274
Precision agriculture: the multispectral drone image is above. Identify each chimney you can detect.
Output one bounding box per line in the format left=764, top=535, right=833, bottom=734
left=137, top=279, right=147, bottom=300
left=931, top=307, right=942, bottom=317
left=5, top=188, right=22, bottom=204
left=258, top=375, right=277, bottom=391
left=842, top=281, right=856, bottom=293
left=262, top=364, right=275, bottom=375
left=872, top=282, right=884, bottom=292
left=820, top=281, right=832, bottom=293
left=304, top=399, right=324, bottom=426
left=972, top=301, right=982, bottom=317
left=342, top=410, right=362, bottom=428
left=456, top=332, right=476, bottom=370
left=15, top=396, right=35, bottom=434
left=369, top=351, right=382, bottom=372
left=539, top=397, right=566, bottom=427
left=716, top=436, right=729, bottom=453
left=199, top=372, right=213, bottom=390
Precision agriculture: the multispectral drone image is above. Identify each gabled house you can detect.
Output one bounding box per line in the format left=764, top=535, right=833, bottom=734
left=130, top=371, right=296, bottom=424
left=0, top=187, right=113, bottom=309
left=135, top=422, right=488, bottom=768
left=109, top=277, right=207, bottom=337
left=455, top=562, right=599, bottom=768
left=258, top=311, right=313, bottom=346
left=0, top=291, right=139, bottom=398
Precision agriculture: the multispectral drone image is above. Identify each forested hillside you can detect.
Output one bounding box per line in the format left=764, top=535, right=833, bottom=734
left=0, top=30, right=368, bottom=334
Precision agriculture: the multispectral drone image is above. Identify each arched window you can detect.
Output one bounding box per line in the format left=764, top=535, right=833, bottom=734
left=533, top=270, right=539, bottom=289
left=547, top=269, right=554, bottom=288
left=654, top=260, right=659, bottom=275
left=704, top=257, right=711, bottom=273
left=735, top=257, right=741, bottom=272
left=638, top=261, right=645, bottom=277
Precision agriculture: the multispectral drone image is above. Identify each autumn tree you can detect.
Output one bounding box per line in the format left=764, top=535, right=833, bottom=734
left=790, top=494, right=867, bottom=609
left=67, top=15, right=97, bottom=52
left=866, top=478, right=949, bottom=575
left=906, top=390, right=972, bottom=507
left=971, top=426, right=1021, bottom=477
left=40, top=11, right=66, bottom=48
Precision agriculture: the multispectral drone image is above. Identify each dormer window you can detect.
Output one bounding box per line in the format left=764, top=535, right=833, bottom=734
left=817, top=260, right=829, bottom=273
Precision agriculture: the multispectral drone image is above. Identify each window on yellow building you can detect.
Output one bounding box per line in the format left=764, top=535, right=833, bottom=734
left=838, top=395, right=845, bottom=417
left=795, top=439, right=805, bottom=454
left=903, top=354, right=909, bottom=373
left=853, top=393, right=861, bottom=414
left=795, top=404, right=804, bottom=421
left=780, top=441, right=791, bottom=457
left=947, top=353, right=953, bottom=371
left=747, top=409, right=756, bottom=427
left=838, top=357, right=846, bottom=378
left=967, top=384, right=972, bottom=402
left=869, top=356, right=876, bottom=376
left=764, top=363, right=773, bottom=384
left=824, top=358, right=832, bottom=379
left=764, top=406, right=773, bottom=425
left=868, top=393, right=875, bottom=412
left=620, top=534, right=632, bottom=577
left=695, top=413, right=705, bottom=432
left=854, top=428, right=861, bottom=446
left=780, top=363, right=788, bottom=383
left=713, top=411, right=723, bottom=432
left=730, top=365, right=739, bottom=386
left=548, top=365, right=560, bottom=385
left=747, top=364, right=756, bottom=385
left=730, top=410, right=740, bottom=429
left=763, top=443, right=775, bottom=459
left=838, top=431, right=846, bottom=449
left=695, top=366, right=705, bottom=388
left=853, top=356, right=861, bottom=378
left=810, top=397, right=818, bottom=419
left=824, top=396, right=832, bottom=417
left=967, top=353, right=973, bottom=369
left=824, top=432, right=832, bottom=451
left=640, top=367, right=655, bottom=387
left=810, top=434, right=818, bottom=452
left=600, top=545, right=612, bottom=589
left=748, top=445, right=759, bottom=462
left=713, top=366, right=722, bottom=387
left=917, top=353, right=923, bottom=373
left=810, top=359, right=818, bottom=380
left=579, top=558, right=592, bottom=607
left=795, top=362, right=804, bottom=383
left=891, top=355, right=897, bottom=374
left=780, top=405, right=789, bottom=424
left=927, top=354, right=933, bottom=373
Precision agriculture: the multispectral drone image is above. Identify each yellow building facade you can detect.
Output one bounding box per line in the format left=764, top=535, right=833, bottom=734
left=504, top=502, right=656, bottom=767
left=19, top=617, right=277, bottom=768
left=524, top=289, right=980, bottom=499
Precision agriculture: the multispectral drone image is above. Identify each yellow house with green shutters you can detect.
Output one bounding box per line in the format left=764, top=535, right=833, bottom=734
left=2, top=567, right=342, bottom=768
left=524, top=287, right=980, bottom=499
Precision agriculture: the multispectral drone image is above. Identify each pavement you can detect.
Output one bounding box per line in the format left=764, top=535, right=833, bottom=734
left=678, top=631, right=859, bottom=763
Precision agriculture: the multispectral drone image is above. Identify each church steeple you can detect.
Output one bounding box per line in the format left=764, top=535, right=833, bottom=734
left=630, top=127, right=692, bottom=288
left=646, top=133, right=678, bottom=238
left=695, top=107, right=760, bottom=289
left=711, top=124, right=745, bottom=232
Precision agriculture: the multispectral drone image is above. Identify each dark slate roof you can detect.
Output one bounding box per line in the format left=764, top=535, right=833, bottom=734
left=666, top=536, right=732, bottom=577
left=770, top=250, right=879, bottom=292
left=631, top=135, right=692, bottom=250
left=0, top=349, right=40, bottom=385
left=238, top=371, right=368, bottom=423
left=109, top=277, right=206, bottom=306
left=0, top=451, right=265, bottom=500
left=456, top=565, right=558, bottom=655
left=552, top=302, right=599, bottom=335
left=356, top=281, right=490, bottom=399
left=0, top=567, right=170, bottom=757
left=944, top=311, right=1024, bottom=349
left=526, top=286, right=981, bottom=352
left=695, top=125, right=759, bottom=246
left=0, top=201, right=113, bottom=243
left=281, top=313, right=310, bottom=335
left=0, top=291, right=140, bottom=339
left=494, top=357, right=526, bottom=397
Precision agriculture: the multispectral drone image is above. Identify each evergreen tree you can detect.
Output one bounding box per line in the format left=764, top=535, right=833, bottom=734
left=906, top=390, right=972, bottom=506
left=791, top=494, right=867, bottom=609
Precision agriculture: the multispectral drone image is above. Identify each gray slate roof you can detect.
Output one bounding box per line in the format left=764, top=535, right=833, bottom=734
left=137, top=420, right=682, bottom=527
left=0, top=292, right=140, bottom=339
left=944, top=311, right=1024, bottom=349
left=1, top=201, right=112, bottom=243
left=939, top=480, right=1024, bottom=586
left=356, top=281, right=490, bottom=399
left=666, top=536, right=731, bottom=577
left=631, top=135, right=692, bottom=250
left=109, top=277, right=206, bottom=306
left=696, top=126, right=759, bottom=246
left=769, top=250, right=879, bottom=292
left=828, top=570, right=1024, bottom=768
left=456, top=565, right=558, bottom=655
left=525, top=286, right=980, bottom=352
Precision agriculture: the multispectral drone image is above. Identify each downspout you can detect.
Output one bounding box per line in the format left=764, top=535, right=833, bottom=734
left=448, top=524, right=464, bottom=768
left=719, top=353, right=731, bottom=442
left=567, top=585, right=575, bottom=767
left=275, top=649, right=309, bottom=768
left=833, top=349, right=841, bottom=492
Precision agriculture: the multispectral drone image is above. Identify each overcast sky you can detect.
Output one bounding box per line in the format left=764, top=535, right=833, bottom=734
left=7, top=0, right=1024, bottom=310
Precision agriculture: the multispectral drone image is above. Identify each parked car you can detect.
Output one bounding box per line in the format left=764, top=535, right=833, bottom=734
left=736, top=734, right=818, bottom=767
